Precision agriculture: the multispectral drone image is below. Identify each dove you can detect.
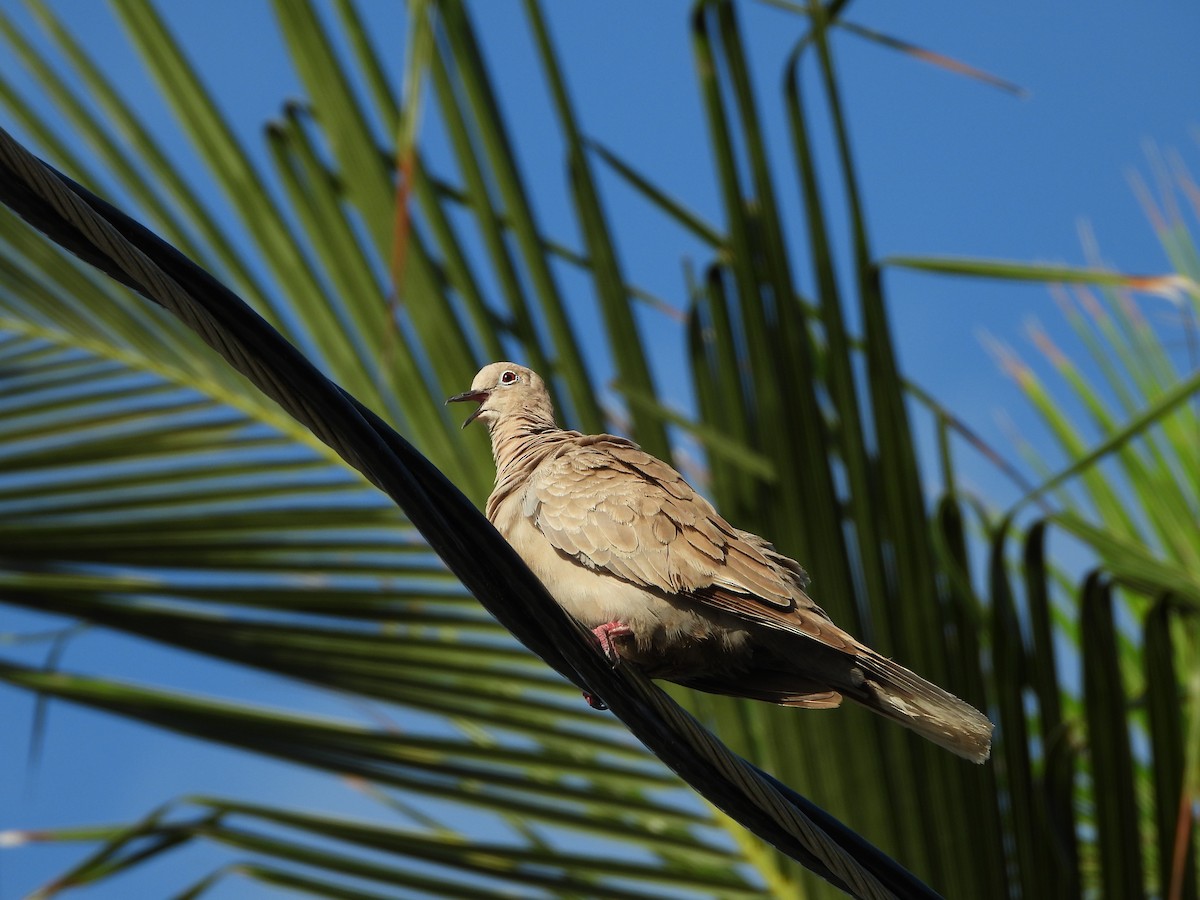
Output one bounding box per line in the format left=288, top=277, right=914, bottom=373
left=449, top=362, right=993, bottom=762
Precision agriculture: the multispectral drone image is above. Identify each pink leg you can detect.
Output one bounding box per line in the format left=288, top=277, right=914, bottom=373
left=582, top=621, right=633, bottom=710
left=591, top=621, right=633, bottom=663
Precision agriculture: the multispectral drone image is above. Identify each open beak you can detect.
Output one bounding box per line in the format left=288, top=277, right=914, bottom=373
left=446, top=389, right=489, bottom=429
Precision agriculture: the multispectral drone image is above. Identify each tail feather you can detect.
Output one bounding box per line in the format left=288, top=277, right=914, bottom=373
left=850, top=652, right=993, bottom=764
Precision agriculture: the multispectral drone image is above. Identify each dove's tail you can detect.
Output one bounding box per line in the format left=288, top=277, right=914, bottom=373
left=693, top=646, right=993, bottom=762
left=845, top=651, right=993, bottom=764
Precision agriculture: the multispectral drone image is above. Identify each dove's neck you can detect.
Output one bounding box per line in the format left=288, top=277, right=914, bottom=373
left=488, top=413, right=562, bottom=476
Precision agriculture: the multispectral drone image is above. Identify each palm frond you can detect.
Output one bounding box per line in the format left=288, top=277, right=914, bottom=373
left=2, top=1, right=1195, bottom=897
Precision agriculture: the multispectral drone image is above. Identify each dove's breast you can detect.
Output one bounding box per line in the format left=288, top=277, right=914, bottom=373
left=489, top=488, right=755, bottom=678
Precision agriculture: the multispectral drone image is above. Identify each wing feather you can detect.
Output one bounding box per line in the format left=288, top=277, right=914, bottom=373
left=524, top=434, right=842, bottom=644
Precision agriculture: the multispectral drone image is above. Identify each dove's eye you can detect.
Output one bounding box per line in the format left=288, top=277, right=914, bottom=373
left=500, top=370, right=518, bottom=385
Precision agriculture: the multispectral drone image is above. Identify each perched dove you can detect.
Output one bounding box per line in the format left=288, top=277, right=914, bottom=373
left=449, top=362, right=993, bottom=762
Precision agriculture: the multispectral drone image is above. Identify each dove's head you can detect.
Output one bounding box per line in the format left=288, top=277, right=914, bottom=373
left=447, top=362, right=555, bottom=430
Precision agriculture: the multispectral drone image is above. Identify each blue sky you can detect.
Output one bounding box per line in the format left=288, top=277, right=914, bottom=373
left=1, top=1, right=1197, bottom=897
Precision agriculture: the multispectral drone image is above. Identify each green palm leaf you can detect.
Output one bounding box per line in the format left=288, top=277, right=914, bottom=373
left=1, top=1, right=1194, bottom=897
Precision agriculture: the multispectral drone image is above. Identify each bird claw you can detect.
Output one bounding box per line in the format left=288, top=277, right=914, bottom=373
left=582, top=621, right=633, bottom=710
left=591, top=621, right=633, bottom=664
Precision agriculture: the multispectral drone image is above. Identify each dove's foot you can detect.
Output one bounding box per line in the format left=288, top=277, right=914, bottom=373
left=591, top=621, right=633, bottom=663
left=582, top=622, right=632, bottom=710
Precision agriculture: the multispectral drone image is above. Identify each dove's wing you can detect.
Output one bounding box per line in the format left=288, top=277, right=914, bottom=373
left=522, top=434, right=853, bottom=649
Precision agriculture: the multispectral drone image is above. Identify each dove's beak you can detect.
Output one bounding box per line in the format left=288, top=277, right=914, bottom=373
left=446, top=389, right=489, bottom=429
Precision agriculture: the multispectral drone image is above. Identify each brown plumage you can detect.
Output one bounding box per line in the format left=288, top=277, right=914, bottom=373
left=449, top=362, right=993, bottom=762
